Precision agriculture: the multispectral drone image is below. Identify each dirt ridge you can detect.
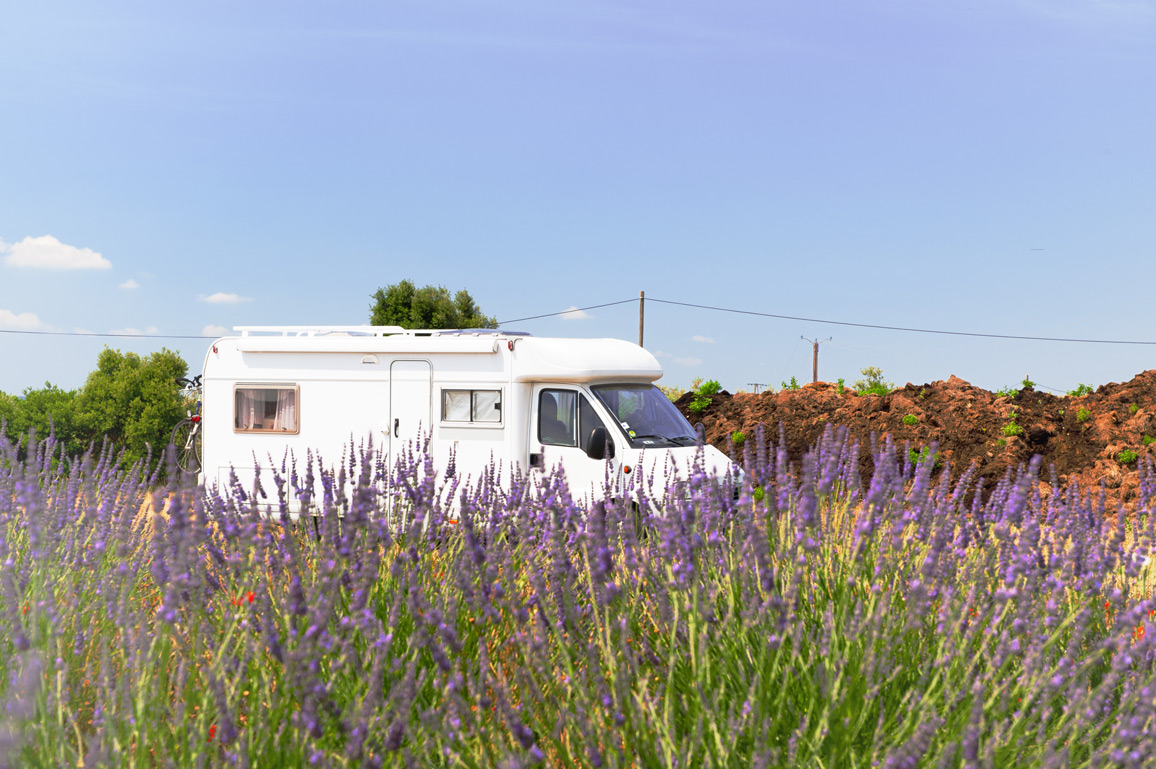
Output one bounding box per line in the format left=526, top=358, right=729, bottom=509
left=675, top=371, right=1156, bottom=505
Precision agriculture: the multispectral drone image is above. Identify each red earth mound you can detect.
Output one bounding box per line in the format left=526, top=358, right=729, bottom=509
left=675, top=371, right=1156, bottom=507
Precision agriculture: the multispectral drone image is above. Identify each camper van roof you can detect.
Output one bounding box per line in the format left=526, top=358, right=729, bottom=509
left=232, top=325, right=532, bottom=338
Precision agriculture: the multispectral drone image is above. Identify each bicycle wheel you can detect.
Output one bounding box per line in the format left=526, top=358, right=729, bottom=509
left=171, top=420, right=201, bottom=473
left=193, top=424, right=202, bottom=469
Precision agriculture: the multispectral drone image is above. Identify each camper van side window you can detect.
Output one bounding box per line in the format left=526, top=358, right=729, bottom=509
left=234, top=386, right=299, bottom=433
left=441, top=389, right=502, bottom=425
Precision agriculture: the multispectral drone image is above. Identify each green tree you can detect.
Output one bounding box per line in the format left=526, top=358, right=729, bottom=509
left=72, top=347, right=188, bottom=469
left=369, top=280, right=498, bottom=329
left=0, top=383, right=82, bottom=455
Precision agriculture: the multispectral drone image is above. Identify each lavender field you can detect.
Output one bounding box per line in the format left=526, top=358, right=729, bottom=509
left=2, top=427, right=1156, bottom=768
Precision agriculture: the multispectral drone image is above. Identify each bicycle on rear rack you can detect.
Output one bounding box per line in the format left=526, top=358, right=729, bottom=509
left=171, top=375, right=203, bottom=473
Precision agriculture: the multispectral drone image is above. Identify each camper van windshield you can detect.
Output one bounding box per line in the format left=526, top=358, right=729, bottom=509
left=591, top=384, right=698, bottom=447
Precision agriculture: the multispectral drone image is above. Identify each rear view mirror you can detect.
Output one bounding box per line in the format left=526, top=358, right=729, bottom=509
left=585, top=426, right=615, bottom=460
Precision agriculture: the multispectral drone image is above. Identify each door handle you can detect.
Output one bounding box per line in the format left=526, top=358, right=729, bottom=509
left=394, top=418, right=399, bottom=438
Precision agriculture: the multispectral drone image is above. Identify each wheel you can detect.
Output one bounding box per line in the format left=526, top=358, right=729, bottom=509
left=171, top=420, right=202, bottom=473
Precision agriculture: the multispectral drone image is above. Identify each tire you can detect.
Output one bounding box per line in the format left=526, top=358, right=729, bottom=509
left=171, top=420, right=202, bottom=473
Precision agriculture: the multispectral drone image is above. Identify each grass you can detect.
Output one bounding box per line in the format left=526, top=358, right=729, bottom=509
left=4, top=429, right=1156, bottom=767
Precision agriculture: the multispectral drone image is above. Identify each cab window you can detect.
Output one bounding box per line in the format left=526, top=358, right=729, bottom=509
left=539, top=390, right=608, bottom=449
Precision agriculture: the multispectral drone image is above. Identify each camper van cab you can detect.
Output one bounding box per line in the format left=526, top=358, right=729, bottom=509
left=199, top=326, right=737, bottom=512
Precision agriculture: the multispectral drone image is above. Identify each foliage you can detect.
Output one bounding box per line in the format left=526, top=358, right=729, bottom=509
left=1077, top=407, right=1092, bottom=423
left=901, top=414, right=918, bottom=426
left=0, top=383, right=82, bottom=455
left=688, top=379, right=721, bottom=414
left=1131, top=403, right=1140, bottom=414
left=369, top=279, right=497, bottom=329
left=836, top=378, right=845, bottom=395
left=70, top=347, right=188, bottom=469
left=6, top=428, right=1156, bottom=766
left=1068, top=383, right=1095, bottom=397
left=0, top=347, right=187, bottom=467
left=657, top=383, right=687, bottom=402
left=1118, top=449, right=1139, bottom=465
left=1001, top=410, right=1024, bottom=437
left=1021, top=376, right=1035, bottom=389
left=731, top=430, right=746, bottom=445
left=780, top=376, right=800, bottom=391
left=1144, top=436, right=1156, bottom=446
left=853, top=366, right=892, bottom=396
left=907, top=445, right=939, bottom=468
left=996, top=386, right=1018, bottom=398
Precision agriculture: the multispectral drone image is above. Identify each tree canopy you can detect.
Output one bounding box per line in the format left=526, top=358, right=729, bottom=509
left=0, top=346, right=187, bottom=469
left=369, top=280, right=498, bottom=330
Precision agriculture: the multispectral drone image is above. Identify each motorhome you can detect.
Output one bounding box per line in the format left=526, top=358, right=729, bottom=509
left=198, top=326, right=738, bottom=512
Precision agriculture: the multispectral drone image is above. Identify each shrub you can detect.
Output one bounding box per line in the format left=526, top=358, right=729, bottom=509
left=657, top=384, right=687, bottom=402
left=853, top=366, right=893, bottom=396
left=836, top=377, right=846, bottom=395
left=732, top=430, right=746, bottom=446
left=1118, top=449, right=1139, bottom=465
left=1130, top=403, right=1140, bottom=415
left=780, top=376, right=800, bottom=391
left=996, top=386, right=1018, bottom=398
left=1077, top=407, right=1092, bottom=423
left=901, top=414, right=918, bottom=426
left=1001, top=410, right=1024, bottom=436
left=907, top=446, right=939, bottom=468
left=688, top=379, right=722, bottom=414
left=1068, top=384, right=1094, bottom=396
left=697, top=379, right=722, bottom=397
left=1143, top=435, right=1155, bottom=446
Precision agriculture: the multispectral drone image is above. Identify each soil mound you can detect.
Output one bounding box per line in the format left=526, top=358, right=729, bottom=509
left=675, top=371, right=1156, bottom=506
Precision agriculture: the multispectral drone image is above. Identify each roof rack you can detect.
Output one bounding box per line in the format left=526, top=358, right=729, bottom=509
left=232, top=325, right=531, bottom=338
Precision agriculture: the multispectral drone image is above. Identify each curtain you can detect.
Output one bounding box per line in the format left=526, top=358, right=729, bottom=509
left=274, top=390, right=296, bottom=431
left=235, top=390, right=259, bottom=429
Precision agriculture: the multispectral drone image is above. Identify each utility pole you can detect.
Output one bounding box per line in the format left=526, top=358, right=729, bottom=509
left=638, top=290, right=645, bottom=347
left=747, top=383, right=769, bottom=394
left=801, top=336, right=832, bottom=383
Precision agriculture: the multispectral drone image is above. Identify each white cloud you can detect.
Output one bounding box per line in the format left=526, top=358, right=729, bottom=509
left=674, top=356, right=703, bottom=366
left=109, top=325, right=159, bottom=336
left=559, top=306, right=591, bottom=320
left=202, top=324, right=230, bottom=337
left=0, top=309, right=44, bottom=330
left=2, top=235, right=111, bottom=270
left=651, top=349, right=672, bottom=358
left=199, top=292, right=253, bottom=304
left=118, top=279, right=139, bottom=290
left=691, top=335, right=715, bottom=344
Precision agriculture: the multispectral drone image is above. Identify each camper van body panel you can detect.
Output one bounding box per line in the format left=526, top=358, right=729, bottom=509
left=198, top=329, right=732, bottom=513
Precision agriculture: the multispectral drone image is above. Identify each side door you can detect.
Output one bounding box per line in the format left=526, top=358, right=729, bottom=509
left=529, top=385, right=618, bottom=505
left=388, top=359, right=432, bottom=466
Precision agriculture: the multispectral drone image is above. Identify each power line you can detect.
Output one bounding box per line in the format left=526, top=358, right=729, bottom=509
left=4, top=294, right=1156, bottom=347
left=0, top=328, right=215, bottom=339
left=646, top=298, right=1156, bottom=346
left=497, top=298, right=638, bottom=325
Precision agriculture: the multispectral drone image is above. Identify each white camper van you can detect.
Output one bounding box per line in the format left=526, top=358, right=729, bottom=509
left=198, top=326, right=737, bottom=512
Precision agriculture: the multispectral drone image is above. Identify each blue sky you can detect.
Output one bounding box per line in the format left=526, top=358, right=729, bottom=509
left=2, top=0, right=1154, bottom=397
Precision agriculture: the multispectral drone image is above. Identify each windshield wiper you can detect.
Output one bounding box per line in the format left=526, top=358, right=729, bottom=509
left=628, top=434, right=676, bottom=443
